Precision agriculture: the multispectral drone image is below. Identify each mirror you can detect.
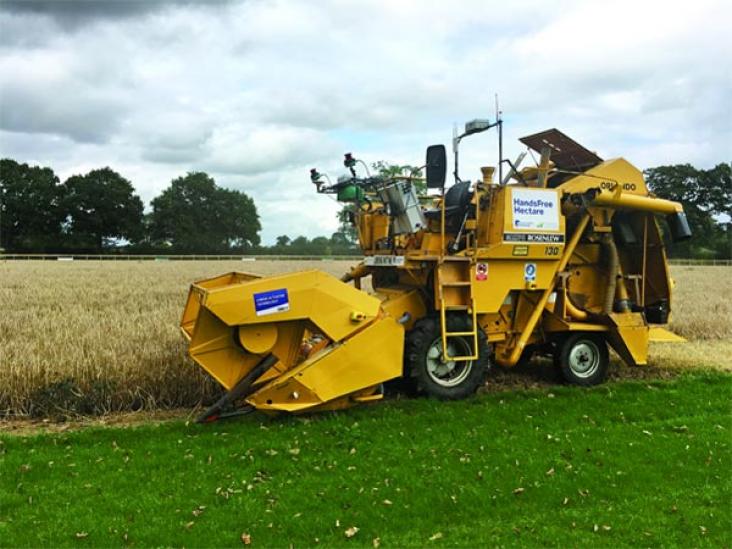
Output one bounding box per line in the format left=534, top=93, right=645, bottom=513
left=425, top=144, right=447, bottom=189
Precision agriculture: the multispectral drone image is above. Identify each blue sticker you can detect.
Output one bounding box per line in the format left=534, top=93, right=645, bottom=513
left=253, top=288, right=290, bottom=316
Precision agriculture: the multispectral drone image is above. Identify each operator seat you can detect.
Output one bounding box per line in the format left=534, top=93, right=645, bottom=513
left=423, top=181, right=472, bottom=230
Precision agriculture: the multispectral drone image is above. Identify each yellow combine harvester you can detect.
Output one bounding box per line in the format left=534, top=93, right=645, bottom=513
left=181, top=121, right=690, bottom=421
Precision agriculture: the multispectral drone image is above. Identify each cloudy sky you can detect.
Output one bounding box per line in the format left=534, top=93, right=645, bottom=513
left=1, top=0, right=730, bottom=243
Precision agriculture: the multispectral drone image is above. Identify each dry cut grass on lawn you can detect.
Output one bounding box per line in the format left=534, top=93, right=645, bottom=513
left=0, top=261, right=729, bottom=418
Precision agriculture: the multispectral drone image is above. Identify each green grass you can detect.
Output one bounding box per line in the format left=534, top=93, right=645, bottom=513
left=1, top=372, right=730, bottom=548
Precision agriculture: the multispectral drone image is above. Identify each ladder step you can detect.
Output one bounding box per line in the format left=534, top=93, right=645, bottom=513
left=445, top=331, right=476, bottom=337
left=444, top=355, right=478, bottom=362
left=440, top=256, right=471, bottom=262
left=444, top=305, right=469, bottom=311
left=441, top=281, right=471, bottom=287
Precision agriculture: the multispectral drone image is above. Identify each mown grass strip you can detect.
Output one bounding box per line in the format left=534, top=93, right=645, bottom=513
left=1, top=372, right=730, bottom=547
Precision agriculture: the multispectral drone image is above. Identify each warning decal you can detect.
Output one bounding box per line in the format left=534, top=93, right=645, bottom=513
left=253, top=288, right=290, bottom=316
left=475, top=263, right=488, bottom=281
left=524, top=263, right=537, bottom=282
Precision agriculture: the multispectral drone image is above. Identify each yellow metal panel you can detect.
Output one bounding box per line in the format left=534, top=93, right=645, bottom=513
left=188, top=307, right=262, bottom=389
left=607, top=312, right=649, bottom=366
left=558, top=158, right=648, bottom=195
left=201, top=270, right=382, bottom=342
left=238, top=323, right=278, bottom=354
left=182, top=272, right=260, bottom=338
left=471, top=259, right=559, bottom=313
left=247, top=316, right=404, bottom=412
left=375, top=287, right=427, bottom=331
left=542, top=314, right=609, bottom=333
left=649, top=326, right=686, bottom=343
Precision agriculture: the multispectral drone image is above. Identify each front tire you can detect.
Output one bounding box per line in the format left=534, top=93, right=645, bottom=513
left=555, top=332, right=609, bottom=386
left=405, top=315, right=490, bottom=399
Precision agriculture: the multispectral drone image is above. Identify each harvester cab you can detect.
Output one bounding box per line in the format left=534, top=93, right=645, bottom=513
left=181, top=119, right=690, bottom=421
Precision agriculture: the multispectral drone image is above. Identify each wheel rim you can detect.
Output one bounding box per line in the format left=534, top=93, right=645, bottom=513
left=425, top=337, right=473, bottom=387
left=567, top=339, right=601, bottom=379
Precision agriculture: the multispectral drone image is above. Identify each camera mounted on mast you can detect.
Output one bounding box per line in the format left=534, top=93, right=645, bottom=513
left=452, top=115, right=503, bottom=186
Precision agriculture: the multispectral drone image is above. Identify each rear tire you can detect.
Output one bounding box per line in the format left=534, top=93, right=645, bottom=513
left=405, top=315, right=490, bottom=399
left=555, top=333, right=609, bottom=386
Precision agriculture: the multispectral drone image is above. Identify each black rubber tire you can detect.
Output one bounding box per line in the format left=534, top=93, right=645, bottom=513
left=405, top=315, right=490, bottom=399
left=555, top=332, right=609, bottom=386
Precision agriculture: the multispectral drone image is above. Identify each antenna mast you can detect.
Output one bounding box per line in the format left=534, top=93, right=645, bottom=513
left=495, top=94, right=503, bottom=184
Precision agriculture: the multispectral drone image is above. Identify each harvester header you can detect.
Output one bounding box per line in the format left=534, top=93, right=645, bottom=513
left=181, top=120, right=690, bottom=421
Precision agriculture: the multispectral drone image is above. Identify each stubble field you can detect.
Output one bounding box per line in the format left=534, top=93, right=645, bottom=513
left=0, top=260, right=730, bottom=418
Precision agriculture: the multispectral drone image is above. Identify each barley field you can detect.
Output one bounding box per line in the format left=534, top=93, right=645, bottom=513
left=0, top=261, right=730, bottom=418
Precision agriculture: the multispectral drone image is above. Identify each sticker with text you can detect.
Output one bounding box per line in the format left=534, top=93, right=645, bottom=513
left=253, top=288, right=290, bottom=316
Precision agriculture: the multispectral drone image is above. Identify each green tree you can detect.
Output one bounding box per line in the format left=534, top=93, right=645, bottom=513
left=149, top=172, right=260, bottom=253
left=0, top=159, right=65, bottom=252
left=289, top=236, right=309, bottom=252
left=217, top=187, right=261, bottom=251
left=337, top=207, right=358, bottom=244
left=371, top=160, right=427, bottom=194
left=62, top=168, right=144, bottom=252
left=275, top=235, right=291, bottom=248
left=309, top=236, right=331, bottom=255
left=329, top=231, right=350, bottom=248
left=645, top=163, right=731, bottom=258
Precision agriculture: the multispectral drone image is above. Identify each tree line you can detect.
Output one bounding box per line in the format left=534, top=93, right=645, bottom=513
left=645, top=163, right=730, bottom=259
left=0, top=159, right=261, bottom=253
left=0, top=158, right=728, bottom=258
left=0, top=158, right=357, bottom=255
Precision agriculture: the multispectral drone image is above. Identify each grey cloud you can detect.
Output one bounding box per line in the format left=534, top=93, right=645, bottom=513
left=0, top=0, right=235, bottom=29
left=134, top=113, right=215, bottom=163
left=0, top=84, right=128, bottom=143
left=0, top=12, right=58, bottom=47
left=200, top=125, right=339, bottom=176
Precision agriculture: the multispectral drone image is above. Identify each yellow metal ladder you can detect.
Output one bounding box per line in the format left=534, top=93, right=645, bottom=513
left=437, top=258, right=479, bottom=361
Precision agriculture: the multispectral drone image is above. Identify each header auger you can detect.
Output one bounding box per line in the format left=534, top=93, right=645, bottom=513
left=181, top=120, right=690, bottom=421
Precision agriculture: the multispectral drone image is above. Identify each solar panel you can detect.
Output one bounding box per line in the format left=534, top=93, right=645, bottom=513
left=519, top=128, right=603, bottom=172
